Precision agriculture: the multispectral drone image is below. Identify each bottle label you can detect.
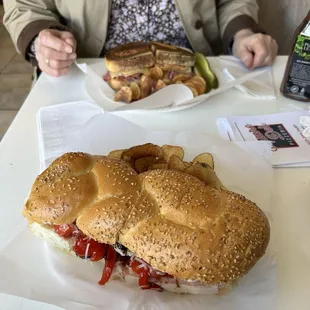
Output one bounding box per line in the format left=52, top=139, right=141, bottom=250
left=283, top=23, right=310, bottom=100
left=301, top=21, right=310, bottom=37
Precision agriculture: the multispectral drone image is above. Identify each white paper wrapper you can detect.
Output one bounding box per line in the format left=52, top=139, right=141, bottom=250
left=0, top=102, right=276, bottom=310
left=75, top=59, right=269, bottom=113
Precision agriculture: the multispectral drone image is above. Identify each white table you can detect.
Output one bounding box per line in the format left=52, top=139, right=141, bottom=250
left=0, top=56, right=309, bottom=310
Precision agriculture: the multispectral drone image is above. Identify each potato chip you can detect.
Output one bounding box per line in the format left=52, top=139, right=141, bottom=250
left=162, top=72, right=172, bottom=85
left=172, top=74, right=191, bottom=84
left=122, top=143, right=164, bottom=163
left=109, top=79, right=127, bottom=91
left=183, top=161, right=192, bottom=168
left=191, top=75, right=207, bottom=85
left=191, top=75, right=206, bottom=83
left=107, top=143, right=225, bottom=190
left=130, top=82, right=141, bottom=100
left=134, top=156, right=157, bottom=173
left=168, top=155, right=187, bottom=172
left=107, top=149, right=125, bottom=159
left=184, top=163, right=224, bottom=189
left=184, top=164, right=206, bottom=182
left=155, top=158, right=168, bottom=165
left=184, top=82, right=198, bottom=97
left=149, top=162, right=169, bottom=170
left=148, top=158, right=169, bottom=170
left=149, top=66, right=164, bottom=79
left=155, top=80, right=166, bottom=92
left=162, top=144, right=184, bottom=162
left=202, top=165, right=225, bottom=189
left=140, top=75, right=153, bottom=99
left=187, top=76, right=207, bottom=95
left=184, top=81, right=196, bottom=88
left=192, top=152, right=215, bottom=169
left=114, top=86, right=133, bottom=103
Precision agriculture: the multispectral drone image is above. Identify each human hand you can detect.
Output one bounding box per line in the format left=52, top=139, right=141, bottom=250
left=35, top=29, right=77, bottom=77
left=232, top=29, right=278, bottom=70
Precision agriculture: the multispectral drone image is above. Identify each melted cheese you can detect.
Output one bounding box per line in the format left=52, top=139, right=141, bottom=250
left=110, top=68, right=149, bottom=78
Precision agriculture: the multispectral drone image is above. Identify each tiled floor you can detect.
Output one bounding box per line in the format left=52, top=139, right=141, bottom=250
left=0, top=5, right=33, bottom=140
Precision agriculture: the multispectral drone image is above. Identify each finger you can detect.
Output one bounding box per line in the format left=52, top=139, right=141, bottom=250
left=49, top=58, right=75, bottom=69
left=45, top=29, right=76, bottom=52
left=40, top=45, right=77, bottom=61
left=58, top=31, right=75, bottom=41
left=59, top=31, right=77, bottom=51
left=262, top=41, right=278, bottom=67
left=39, top=61, right=70, bottom=77
left=264, top=35, right=278, bottom=58
left=238, top=48, right=254, bottom=69
left=34, top=36, right=41, bottom=53
left=45, top=65, right=70, bottom=77
left=250, top=41, right=269, bottom=69
left=270, top=39, right=279, bottom=59
left=36, top=51, right=70, bottom=77
left=262, top=55, right=273, bottom=67
left=65, top=38, right=77, bottom=52
left=65, top=38, right=75, bottom=47
left=39, top=30, right=73, bottom=53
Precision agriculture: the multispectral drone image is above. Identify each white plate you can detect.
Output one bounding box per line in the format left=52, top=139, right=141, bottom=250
left=78, top=60, right=269, bottom=114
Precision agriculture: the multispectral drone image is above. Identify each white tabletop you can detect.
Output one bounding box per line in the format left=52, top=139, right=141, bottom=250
left=0, top=56, right=309, bottom=310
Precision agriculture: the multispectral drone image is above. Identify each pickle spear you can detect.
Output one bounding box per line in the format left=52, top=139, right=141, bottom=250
left=194, top=52, right=219, bottom=91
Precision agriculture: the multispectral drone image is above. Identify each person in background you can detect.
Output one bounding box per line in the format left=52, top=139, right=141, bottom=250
left=3, top=0, right=278, bottom=78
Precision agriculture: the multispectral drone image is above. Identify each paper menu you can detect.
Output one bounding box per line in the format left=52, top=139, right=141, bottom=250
left=0, top=100, right=276, bottom=310
left=217, top=111, right=310, bottom=167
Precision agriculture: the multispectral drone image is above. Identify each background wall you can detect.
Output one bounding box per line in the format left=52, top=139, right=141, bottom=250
left=257, top=0, right=310, bottom=54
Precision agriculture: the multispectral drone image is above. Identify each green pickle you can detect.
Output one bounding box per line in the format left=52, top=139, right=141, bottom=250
left=194, top=52, right=219, bottom=92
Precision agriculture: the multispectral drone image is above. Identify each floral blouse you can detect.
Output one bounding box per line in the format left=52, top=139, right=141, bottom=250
left=102, top=0, right=192, bottom=54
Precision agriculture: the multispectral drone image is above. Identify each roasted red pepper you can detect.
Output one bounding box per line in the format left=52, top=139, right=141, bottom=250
left=54, top=224, right=75, bottom=238
left=130, top=258, right=164, bottom=291
left=139, top=271, right=163, bottom=291
left=99, top=245, right=117, bottom=285
left=138, top=270, right=150, bottom=289
left=89, top=242, right=106, bottom=262
left=130, top=259, right=147, bottom=274
left=73, top=236, right=106, bottom=261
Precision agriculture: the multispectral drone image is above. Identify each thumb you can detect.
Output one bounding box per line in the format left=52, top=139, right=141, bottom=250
left=237, top=48, right=254, bottom=69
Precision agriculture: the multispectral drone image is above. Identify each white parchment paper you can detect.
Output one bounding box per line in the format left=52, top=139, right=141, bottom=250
left=0, top=102, right=276, bottom=310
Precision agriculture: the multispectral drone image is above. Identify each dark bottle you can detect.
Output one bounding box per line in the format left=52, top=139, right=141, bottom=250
left=280, top=10, right=310, bottom=102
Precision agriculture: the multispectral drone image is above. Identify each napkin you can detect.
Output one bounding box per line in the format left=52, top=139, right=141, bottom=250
left=219, top=56, right=277, bottom=100
left=36, top=100, right=103, bottom=171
